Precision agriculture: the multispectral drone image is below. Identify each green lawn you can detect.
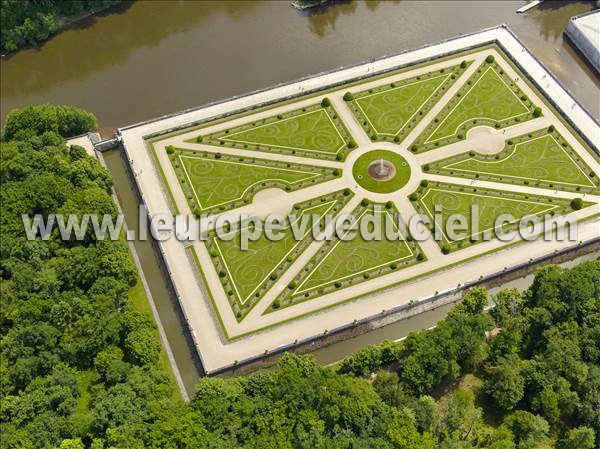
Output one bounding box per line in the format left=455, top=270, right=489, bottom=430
left=222, top=109, right=343, bottom=153
left=412, top=182, right=583, bottom=252
left=352, top=150, right=411, bottom=193
left=215, top=201, right=334, bottom=304
left=196, top=104, right=352, bottom=160
left=350, top=62, right=471, bottom=143
left=206, top=190, right=353, bottom=319
left=175, top=150, right=339, bottom=213
left=430, top=131, right=598, bottom=192
left=268, top=202, right=424, bottom=310
left=295, top=207, right=415, bottom=295
left=356, top=75, right=448, bottom=135
left=412, top=57, right=538, bottom=152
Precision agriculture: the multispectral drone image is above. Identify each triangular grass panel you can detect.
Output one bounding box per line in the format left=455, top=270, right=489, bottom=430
left=425, top=128, right=599, bottom=193
left=409, top=181, right=590, bottom=253
left=204, top=189, right=354, bottom=320
left=350, top=61, right=472, bottom=143
left=411, top=56, right=539, bottom=153
left=267, top=201, right=425, bottom=312
left=169, top=148, right=341, bottom=215
left=194, top=103, right=353, bottom=160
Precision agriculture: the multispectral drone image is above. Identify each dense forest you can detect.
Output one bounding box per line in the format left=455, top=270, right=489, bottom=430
left=0, top=105, right=598, bottom=448
left=0, top=0, right=123, bottom=52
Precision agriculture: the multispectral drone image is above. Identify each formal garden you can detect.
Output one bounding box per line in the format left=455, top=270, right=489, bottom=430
left=411, top=55, right=539, bottom=152
left=409, top=181, right=589, bottom=253
left=347, top=61, right=471, bottom=143
left=200, top=189, right=353, bottom=320
left=424, top=127, right=599, bottom=193
left=190, top=101, right=356, bottom=160
left=148, top=49, right=599, bottom=324
left=3, top=70, right=599, bottom=449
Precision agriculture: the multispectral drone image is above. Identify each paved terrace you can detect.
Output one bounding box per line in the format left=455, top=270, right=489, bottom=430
left=117, top=25, right=600, bottom=374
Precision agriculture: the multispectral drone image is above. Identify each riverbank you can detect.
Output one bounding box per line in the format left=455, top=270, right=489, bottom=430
left=230, top=242, right=600, bottom=375
left=0, top=0, right=127, bottom=56
left=4, top=0, right=599, bottom=390
left=2, top=1, right=597, bottom=135
left=116, top=24, right=599, bottom=375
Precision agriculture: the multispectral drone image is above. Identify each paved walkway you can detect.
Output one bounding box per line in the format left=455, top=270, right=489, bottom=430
left=66, top=133, right=100, bottom=157
left=118, top=26, right=600, bottom=374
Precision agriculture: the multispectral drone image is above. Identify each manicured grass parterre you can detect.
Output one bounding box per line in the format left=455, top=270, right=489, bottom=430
left=269, top=201, right=425, bottom=311
left=193, top=103, right=355, bottom=160
left=410, top=181, right=591, bottom=253
left=148, top=44, right=598, bottom=329
left=349, top=62, right=472, bottom=143
left=411, top=57, right=539, bottom=153
left=205, top=189, right=354, bottom=319
left=168, top=148, right=341, bottom=215
left=425, top=128, right=599, bottom=193
left=352, top=150, right=411, bottom=193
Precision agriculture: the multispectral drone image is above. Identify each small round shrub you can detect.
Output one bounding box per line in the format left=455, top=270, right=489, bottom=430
left=417, top=253, right=425, bottom=261
left=460, top=60, right=467, bottom=68
left=441, top=244, right=451, bottom=254
left=423, top=164, right=430, bottom=172
left=166, top=146, right=175, bottom=154
left=348, top=140, right=357, bottom=149
left=272, top=299, right=281, bottom=309
left=420, top=180, right=429, bottom=188
left=570, top=197, right=584, bottom=210
left=196, top=136, right=203, bottom=143
left=321, top=97, right=331, bottom=107
left=288, top=281, right=297, bottom=290
left=343, top=92, right=354, bottom=101
left=533, top=107, right=542, bottom=118
left=361, top=199, right=369, bottom=207
left=409, top=193, right=418, bottom=201
left=385, top=201, right=393, bottom=209
left=485, top=55, right=495, bottom=63
left=548, top=125, right=555, bottom=132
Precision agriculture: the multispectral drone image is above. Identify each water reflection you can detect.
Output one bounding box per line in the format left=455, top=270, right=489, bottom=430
left=1, top=1, right=260, bottom=100
left=1, top=0, right=597, bottom=135
left=304, top=1, right=404, bottom=38
left=305, top=1, right=357, bottom=37
left=525, top=0, right=593, bottom=40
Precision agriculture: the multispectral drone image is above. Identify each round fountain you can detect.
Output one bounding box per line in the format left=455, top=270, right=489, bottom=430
left=367, top=158, right=396, bottom=181
left=352, top=150, right=410, bottom=193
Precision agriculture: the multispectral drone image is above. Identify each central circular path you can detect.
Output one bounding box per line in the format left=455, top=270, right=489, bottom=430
left=352, top=150, right=411, bottom=193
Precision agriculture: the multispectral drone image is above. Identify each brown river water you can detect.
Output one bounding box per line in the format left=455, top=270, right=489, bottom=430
left=1, top=1, right=599, bottom=134
left=2, top=0, right=598, bottom=396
